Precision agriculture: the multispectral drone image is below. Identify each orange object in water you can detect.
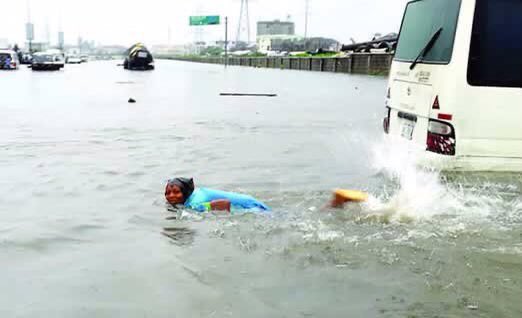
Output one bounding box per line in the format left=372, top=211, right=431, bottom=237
left=334, top=189, right=369, bottom=203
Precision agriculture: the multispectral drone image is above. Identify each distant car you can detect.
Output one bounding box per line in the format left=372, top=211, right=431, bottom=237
left=80, top=55, right=89, bottom=63
left=32, top=52, right=65, bottom=71
left=20, top=53, right=32, bottom=64
left=0, top=50, right=19, bottom=70
left=66, top=55, right=82, bottom=64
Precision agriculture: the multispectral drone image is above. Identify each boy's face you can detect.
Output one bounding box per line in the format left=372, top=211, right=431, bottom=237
left=165, top=184, right=184, bottom=205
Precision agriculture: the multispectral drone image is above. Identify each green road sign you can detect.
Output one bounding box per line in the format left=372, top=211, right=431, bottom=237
left=190, top=16, right=220, bottom=26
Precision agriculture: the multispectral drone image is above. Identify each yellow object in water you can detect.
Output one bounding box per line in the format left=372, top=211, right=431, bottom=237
left=334, top=189, right=369, bottom=202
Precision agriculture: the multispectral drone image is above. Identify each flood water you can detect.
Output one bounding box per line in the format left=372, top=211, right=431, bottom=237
left=1, top=60, right=521, bottom=317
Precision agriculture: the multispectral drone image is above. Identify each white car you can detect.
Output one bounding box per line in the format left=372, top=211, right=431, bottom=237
left=383, top=0, right=522, bottom=172
left=66, top=55, right=82, bottom=64
left=0, top=50, right=19, bottom=70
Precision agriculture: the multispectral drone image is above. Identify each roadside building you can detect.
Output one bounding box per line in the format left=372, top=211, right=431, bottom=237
left=257, top=35, right=303, bottom=52
left=257, top=20, right=295, bottom=37
left=66, top=47, right=81, bottom=56
left=258, top=35, right=339, bottom=53
left=256, top=20, right=299, bottom=53
left=255, top=20, right=339, bottom=53
left=26, top=41, right=49, bottom=53
left=92, top=45, right=127, bottom=59
left=150, top=44, right=187, bottom=56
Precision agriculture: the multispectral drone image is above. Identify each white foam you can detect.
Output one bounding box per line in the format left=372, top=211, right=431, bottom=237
left=367, top=136, right=500, bottom=223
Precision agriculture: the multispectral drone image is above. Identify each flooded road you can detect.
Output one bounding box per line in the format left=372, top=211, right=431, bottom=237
left=1, top=60, right=521, bottom=317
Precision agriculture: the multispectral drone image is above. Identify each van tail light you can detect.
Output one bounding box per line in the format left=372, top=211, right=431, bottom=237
left=426, top=119, right=455, bottom=156
left=383, top=107, right=391, bottom=134
left=438, top=113, right=453, bottom=121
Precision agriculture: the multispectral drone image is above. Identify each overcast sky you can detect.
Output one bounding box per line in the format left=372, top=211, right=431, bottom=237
left=2, top=0, right=409, bottom=47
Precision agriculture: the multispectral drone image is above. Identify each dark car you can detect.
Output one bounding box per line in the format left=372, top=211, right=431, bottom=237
left=31, top=52, right=65, bottom=71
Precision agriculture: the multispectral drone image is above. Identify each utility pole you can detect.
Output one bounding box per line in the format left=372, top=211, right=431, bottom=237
left=304, top=0, right=310, bottom=39
left=26, top=0, right=33, bottom=53
left=193, top=5, right=204, bottom=55
left=245, top=0, right=250, bottom=43
left=225, top=17, right=228, bottom=67
left=58, top=31, right=64, bottom=50
left=45, top=20, right=51, bottom=47
left=236, top=0, right=251, bottom=45
left=58, top=16, right=64, bottom=51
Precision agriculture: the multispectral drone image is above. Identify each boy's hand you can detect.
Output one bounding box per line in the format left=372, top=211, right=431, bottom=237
left=210, top=199, right=231, bottom=212
left=331, top=192, right=349, bottom=208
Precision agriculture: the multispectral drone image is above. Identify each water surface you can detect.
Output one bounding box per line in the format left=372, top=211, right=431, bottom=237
left=1, top=60, right=521, bottom=317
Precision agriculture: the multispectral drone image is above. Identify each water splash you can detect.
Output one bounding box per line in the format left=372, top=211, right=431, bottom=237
left=366, top=136, right=461, bottom=221
left=362, top=136, right=522, bottom=232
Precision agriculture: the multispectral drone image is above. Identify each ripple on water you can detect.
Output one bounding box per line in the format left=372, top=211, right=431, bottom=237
left=162, top=227, right=196, bottom=246
left=103, top=170, right=121, bottom=176
left=1, top=235, right=88, bottom=252
left=69, top=224, right=107, bottom=233
left=127, top=171, right=146, bottom=178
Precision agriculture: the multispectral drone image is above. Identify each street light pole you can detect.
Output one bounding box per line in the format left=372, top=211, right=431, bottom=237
left=225, top=16, right=228, bottom=68
left=305, top=0, right=310, bottom=39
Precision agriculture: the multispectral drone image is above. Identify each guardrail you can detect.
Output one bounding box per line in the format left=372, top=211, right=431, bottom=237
left=159, top=53, right=394, bottom=76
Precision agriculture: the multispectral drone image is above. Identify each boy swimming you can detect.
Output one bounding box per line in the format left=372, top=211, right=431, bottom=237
left=165, top=177, right=270, bottom=213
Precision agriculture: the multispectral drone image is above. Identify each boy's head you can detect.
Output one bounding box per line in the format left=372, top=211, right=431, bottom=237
left=165, top=178, right=195, bottom=205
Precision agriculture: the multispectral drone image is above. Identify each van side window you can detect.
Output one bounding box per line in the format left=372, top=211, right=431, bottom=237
left=395, top=0, right=461, bottom=64
left=468, top=0, right=522, bottom=88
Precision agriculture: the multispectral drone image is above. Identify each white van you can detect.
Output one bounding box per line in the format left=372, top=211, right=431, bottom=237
left=383, top=0, right=522, bottom=171
left=0, top=50, right=19, bottom=70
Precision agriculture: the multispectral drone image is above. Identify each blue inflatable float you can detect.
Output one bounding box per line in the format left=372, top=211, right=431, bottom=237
left=185, top=187, right=270, bottom=213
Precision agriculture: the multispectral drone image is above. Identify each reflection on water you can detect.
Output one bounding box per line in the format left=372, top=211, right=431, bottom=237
left=162, top=227, right=196, bottom=246
left=0, top=61, right=521, bottom=317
